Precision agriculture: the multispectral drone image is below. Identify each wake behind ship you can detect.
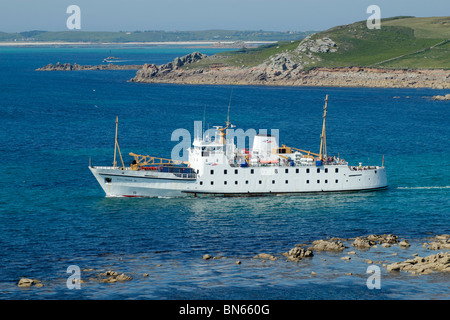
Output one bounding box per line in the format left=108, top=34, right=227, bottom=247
left=89, top=95, right=387, bottom=197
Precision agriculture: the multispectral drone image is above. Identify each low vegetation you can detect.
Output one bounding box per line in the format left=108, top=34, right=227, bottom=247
left=187, top=16, right=450, bottom=70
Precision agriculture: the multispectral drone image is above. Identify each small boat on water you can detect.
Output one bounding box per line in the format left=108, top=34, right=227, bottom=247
left=89, top=95, right=388, bottom=197
left=102, top=56, right=121, bottom=63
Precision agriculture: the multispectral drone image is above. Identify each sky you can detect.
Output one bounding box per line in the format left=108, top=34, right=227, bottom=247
left=0, top=0, right=449, bottom=32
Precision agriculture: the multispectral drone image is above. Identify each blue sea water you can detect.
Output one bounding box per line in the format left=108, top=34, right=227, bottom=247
left=0, top=45, right=449, bottom=300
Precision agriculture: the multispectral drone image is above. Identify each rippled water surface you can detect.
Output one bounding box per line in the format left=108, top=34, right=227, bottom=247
left=0, top=46, right=449, bottom=300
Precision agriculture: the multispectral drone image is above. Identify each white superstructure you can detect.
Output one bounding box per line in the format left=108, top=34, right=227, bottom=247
left=90, top=95, right=388, bottom=197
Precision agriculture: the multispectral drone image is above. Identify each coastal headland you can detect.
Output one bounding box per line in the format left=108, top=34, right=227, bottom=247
left=129, top=55, right=450, bottom=89
left=36, top=16, right=450, bottom=89
left=129, top=16, right=450, bottom=89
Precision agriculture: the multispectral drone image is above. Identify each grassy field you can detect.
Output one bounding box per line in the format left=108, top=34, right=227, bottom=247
left=381, top=16, right=450, bottom=39
left=191, top=16, right=450, bottom=70
left=210, top=40, right=301, bottom=68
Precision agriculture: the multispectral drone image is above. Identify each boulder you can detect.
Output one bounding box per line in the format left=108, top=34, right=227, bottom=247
left=423, top=234, right=450, bottom=250
left=283, top=247, right=314, bottom=261
left=100, top=270, right=119, bottom=277
left=309, top=239, right=345, bottom=251
left=295, top=36, right=338, bottom=54
left=399, top=240, right=411, bottom=248
left=131, top=52, right=207, bottom=82
left=97, top=270, right=132, bottom=283
left=352, top=234, right=400, bottom=249
left=352, top=237, right=374, bottom=249
left=386, top=252, right=450, bottom=274
left=432, top=94, right=450, bottom=100
left=254, top=253, right=277, bottom=261
left=18, top=278, right=42, bottom=288
left=116, top=273, right=132, bottom=281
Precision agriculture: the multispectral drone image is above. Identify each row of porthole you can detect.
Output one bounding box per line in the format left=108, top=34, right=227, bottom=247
left=211, top=168, right=339, bottom=175
left=199, top=179, right=340, bottom=186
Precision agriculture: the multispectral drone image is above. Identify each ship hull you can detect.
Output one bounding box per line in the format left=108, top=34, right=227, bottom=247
left=89, top=166, right=196, bottom=197
left=90, top=164, right=387, bottom=198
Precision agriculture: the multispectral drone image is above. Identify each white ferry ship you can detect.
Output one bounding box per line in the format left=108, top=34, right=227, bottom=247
left=89, top=95, right=387, bottom=197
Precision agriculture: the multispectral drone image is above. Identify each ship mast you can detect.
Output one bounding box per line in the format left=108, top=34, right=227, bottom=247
left=113, top=116, right=125, bottom=169
left=319, top=95, right=328, bottom=161
left=217, top=90, right=233, bottom=145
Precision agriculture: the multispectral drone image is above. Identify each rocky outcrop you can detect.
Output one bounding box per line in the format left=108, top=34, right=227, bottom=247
left=283, top=247, right=314, bottom=261
left=97, top=270, right=132, bottom=283
left=265, top=52, right=299, bottom=71
left=36, top=62, right=142, bottom=71
left=386, top=252, right=450, bottom=275
left=352, top=234, right=400, bottom=249
left=262, top=36, right=337, bottom=72
left=130, top=52, right=207, bottom=82
left=295, top=35, right=338, bottom=54
left=423, top=234, right=450, bottom=250
left=17, top=277, right=43, bottom=288
left=432, top=94, right=450, bottom=100
left=308, top=239, right=346, bottom=251
left=172, top=52, right=207, bottom=68
left=128, top=31, right=450, bottom=89
left=254, top=253, right=278, bottom=261
left=130, top=60, right=450, bottom=89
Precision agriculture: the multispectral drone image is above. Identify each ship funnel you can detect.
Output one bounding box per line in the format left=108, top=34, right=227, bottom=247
left=252, top=134, right=279, bottom=161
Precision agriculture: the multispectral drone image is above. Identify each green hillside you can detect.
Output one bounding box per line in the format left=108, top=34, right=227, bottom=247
left=196, top=16, right=450, bottom=70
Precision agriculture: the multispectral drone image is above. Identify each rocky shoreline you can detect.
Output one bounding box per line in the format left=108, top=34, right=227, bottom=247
left=130, top=60, right=450, bottom=89
left=36, top=52, right=450, bottom=89
left=18, top=234, right=449, bottom=289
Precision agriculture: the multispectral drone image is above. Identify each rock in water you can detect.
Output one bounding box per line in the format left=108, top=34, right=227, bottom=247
left=432, top=94, right=450, bottom=100
left=18, top=278, right=42, bottom=287
left=283, top=247, right=314, bottom=261
left=386, top=252, right=450, bottom=274
left=254, top=253, right=277, bottom=261
left=309, top=239, right=345, bottom=251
